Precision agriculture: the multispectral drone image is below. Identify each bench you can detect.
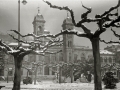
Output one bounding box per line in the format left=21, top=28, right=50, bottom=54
left=0, top=86, right=5, bottom=90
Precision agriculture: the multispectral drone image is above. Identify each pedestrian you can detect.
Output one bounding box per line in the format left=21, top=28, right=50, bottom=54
left=86, top=71, right=92, bottom=83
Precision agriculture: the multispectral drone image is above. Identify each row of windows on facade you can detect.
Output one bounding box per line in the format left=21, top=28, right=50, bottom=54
left=1, top=53, right=115, bottom=64
left=100, top=57, right=115, bottom=63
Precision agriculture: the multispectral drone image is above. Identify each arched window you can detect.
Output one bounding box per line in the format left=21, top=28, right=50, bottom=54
left=38, top=26, right=42, bottom=32
left=104, top=57, right=107, bottom=63
left=37, top=26, right=42, bottom=35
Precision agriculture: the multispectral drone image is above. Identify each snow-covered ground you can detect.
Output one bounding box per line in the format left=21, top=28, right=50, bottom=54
left=1, top=81, right=120, bottom=90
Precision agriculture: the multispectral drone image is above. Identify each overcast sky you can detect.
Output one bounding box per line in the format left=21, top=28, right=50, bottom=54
left=0, top=0, right=120, bottom=49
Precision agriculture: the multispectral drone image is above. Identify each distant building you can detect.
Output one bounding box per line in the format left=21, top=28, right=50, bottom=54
left=0, top=9, right=117, bottom=81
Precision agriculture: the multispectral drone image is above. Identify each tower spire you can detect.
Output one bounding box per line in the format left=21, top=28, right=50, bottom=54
left=38, top=7, right=40, bottom=15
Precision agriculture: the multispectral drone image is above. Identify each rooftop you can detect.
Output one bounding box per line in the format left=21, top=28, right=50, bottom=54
left=100, top=50, right=114, bottom=55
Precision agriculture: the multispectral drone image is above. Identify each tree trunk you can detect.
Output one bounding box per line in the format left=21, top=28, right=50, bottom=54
left=71, top=65, right=74, bottom=83
left=27, top=70, right=29, bottom=78
left=34, top=66, right=38, bottom=85
left=12, top=56, right=23, bottom=90
left=59, top=67, right=62, bottom=83
left=7, top=68, right=9, bottom=83
left=31, top=71, right=34, bottom=83
left=91, top=37, right=102, bottom=90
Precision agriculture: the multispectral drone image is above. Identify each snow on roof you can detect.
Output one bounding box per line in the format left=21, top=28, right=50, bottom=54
left=44, top=29, right=50, bottom=32
left=100, top=50, right=114, bottom=55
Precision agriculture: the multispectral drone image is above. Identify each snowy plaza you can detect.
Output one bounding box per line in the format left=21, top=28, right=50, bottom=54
left=0, top=80, right=120, bottom=90
left=0, top=81, right=101, bottom=90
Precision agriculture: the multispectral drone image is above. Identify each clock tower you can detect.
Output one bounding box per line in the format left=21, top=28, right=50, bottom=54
left=32, top=8, right=45, bottom=36
left=62, top=13, right=74, bottom=63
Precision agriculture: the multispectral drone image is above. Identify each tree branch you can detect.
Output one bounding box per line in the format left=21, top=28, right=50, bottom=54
left=111, top=28, right=120, bottom=40
left=43, top=0, right=77, bottom=26
left=0, top=40, right=13, bottom=51
left=45, top=50, right=62, bottom=54
left=100, top=0, right=120, bottom=17
left=103, top=16, right=120, bottom=28
left=81, top=2, right=92, bottom=19
left=94, top=27, right=106, bottom=37
left=99, top=38, right=120, bottom=44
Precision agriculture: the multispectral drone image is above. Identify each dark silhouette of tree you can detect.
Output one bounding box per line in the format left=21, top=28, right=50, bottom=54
left=0, top=30, right=62, bottom=90
left=42, top=0, right=120, bottom=90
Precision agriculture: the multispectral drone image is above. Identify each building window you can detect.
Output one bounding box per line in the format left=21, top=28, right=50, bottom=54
left=8, top=68, right=13, bottom=76
left=104, top=57, right=107, bottom=63
left=51, top=55, right=55, bottom=64
left=69, top=53, right=71, bottom=62
left=113, top=57, right=115, bottom=63
left=109, top=57, right=112, bottom=63
left=68, top=41, right=69, bottom=47
left=68, top=41, right=72, bottom=47
left=100, top=57, right=103, bottom=63
left=59, top=53, right=63, bottom=62
left=81, top=53, right=86, bottom=61
left=74, top=54, right=78, bottom=63
left=37, top=26, right=42, bottom=35
left=70, top=41, right=72, bottom=47
left=38, top=26, right=42, bottom=32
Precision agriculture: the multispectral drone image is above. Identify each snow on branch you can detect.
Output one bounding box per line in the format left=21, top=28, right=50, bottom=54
left=32, top=62, right=45, bottom=66
left=99, top=38, right=120, bottom=44
left=8, top=34, right=29, bottom=44
left=10, top=30, right=54, bottom=39
left=0, top=45, right=8, bottom=54
left=60, top=29, right=90, bottom=38
left=10, top=29, right=90, bottom=39
left=100, top=0, right=120, bottom=17
left=45, top=49, right=62, bottom=54
left=9, top=31, right=62, bottom=49
left=103, top=16, right=120, bottom=28
left=43, top=0, right=100, bottom=35
left=10, top=30, right=34, bottom=38
left=0, top=40, right=13, bottom=51
left=44, top=41, right=63, bottom=49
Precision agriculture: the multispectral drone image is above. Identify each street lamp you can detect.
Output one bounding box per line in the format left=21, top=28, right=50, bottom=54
left=18, top=0, right=27, bottom=45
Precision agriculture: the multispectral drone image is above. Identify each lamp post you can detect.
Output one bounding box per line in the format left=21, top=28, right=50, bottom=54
left=18, top=0, right=27, bottom=45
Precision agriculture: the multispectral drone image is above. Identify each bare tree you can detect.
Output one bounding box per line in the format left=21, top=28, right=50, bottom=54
left=22, top=65, right=33, bottom=80
left=42, top=0, right=120, bottom=90
left=0, top=30, right=62, bottom=90
left=32, top=61, right=47, bottom=85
